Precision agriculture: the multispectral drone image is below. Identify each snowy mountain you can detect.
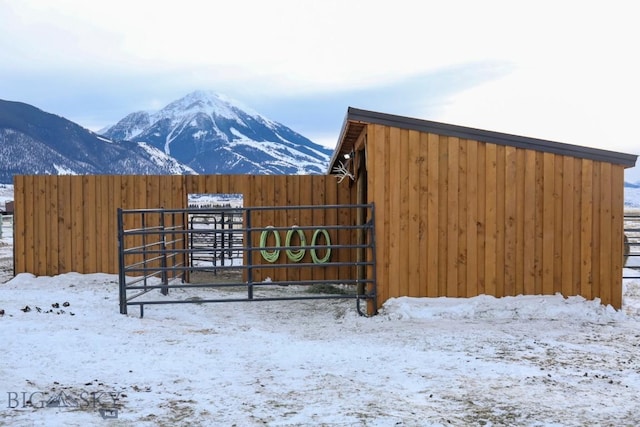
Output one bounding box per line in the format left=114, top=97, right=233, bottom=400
left=0, top=99, right=196, bottom=184
left=101, top=90, right=333, bottom=175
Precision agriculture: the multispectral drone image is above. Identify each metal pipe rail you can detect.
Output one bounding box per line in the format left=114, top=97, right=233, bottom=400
left=118, top=203, right=377, bottom=317
left=624, top=213, right=640, bottom=279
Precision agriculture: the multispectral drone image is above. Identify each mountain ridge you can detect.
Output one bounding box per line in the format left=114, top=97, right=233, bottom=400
left=0, top=91, right=334, bottom=184
left=0, top=99, right=196, bottom=184
left=101, top=90, right=332, bottom=175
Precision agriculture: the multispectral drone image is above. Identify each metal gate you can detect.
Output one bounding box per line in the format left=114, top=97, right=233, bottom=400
left=624, top=212, right=640, bottom=279
left=118, top=204, right=376, bottom=317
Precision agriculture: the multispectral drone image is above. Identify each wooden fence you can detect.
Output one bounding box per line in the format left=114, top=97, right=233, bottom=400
left=13, top=175, right=355, bottom=278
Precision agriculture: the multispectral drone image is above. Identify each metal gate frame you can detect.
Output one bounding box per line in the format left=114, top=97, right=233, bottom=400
left=118, top=204, right=376, bottom=317
left=624, top=213, right=640, bottom=279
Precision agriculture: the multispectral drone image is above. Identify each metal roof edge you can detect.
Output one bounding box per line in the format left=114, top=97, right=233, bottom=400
left=345, top=107, right=638, bottom=168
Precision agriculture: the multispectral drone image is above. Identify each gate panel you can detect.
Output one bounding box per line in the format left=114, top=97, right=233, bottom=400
left=118, top=204, right=376, bottom=317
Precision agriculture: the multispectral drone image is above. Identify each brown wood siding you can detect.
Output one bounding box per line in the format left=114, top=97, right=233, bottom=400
left=12, top=127, right=627, bottom=312
left=365, top=123, right=626, bottom=309
left=13, top=175, right=354, bottom=285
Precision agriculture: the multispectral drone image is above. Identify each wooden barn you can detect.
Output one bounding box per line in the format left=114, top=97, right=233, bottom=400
left=329, top=107, right=637, bottom=310
left=11, top=107, right=638, bottom=313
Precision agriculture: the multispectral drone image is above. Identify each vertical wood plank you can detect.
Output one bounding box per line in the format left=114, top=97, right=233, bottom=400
left=388, top=126, right=401, bottom=299
left=297, top=175, right=312, bottom=283
left=542, top=153, right=555, bottom=295
left=205, top=173, right=216, bottom=195
left=572, top=160, right=583, bottom=297
left=13, top=176, right=26, bottom=273
left=227, top=174, right=238, bottom=195
left=109, top=175, right=121, bottom=274
left=96, top=174, right=109, bottom=272
left=250, top=175, right=264, bottom=280
left=553, top=155, right=563, bottom=294
left=580, top=159, right=594, bottom=299
left=426, top=133, right=439, bottom=297
left=504, top=146, right=517, bottom=296
left=484, top=143, right=497, bottom=297
left=134, top=175, right=146, bottom=210
left=339, top=173, right=354, bottom=280
left=523, top=150, right=537, bottom=295
left=534, top=152, right=545, bottom=294
left=311, top=175, right=325, bottom=281
left=59, top=175, right=72, bottom=273
left=265, top=175, right=278, bottom=281
left=476, top=142, right=487, bottom=295
left=148, top=175, right=160, bottom=209
left=274, top=175, right=289, bottom=278
left=135, top=176, right=148, bottom=270
left=405, top=130, right=426, bottom=297
left=562, top=156, right=575, bottom=296
left=437, top=134, right=449, bottom=296
left=514, top=148, right=526, bottom=295
left=446, top=136, right=459, bottom=297
left=610, top=164, right=624, bottom=309
left=466, top=139, right=478, bottom=297
left=591, top=162, right=602, bottom=299
left=83, top=175, right=97, bottom=273
left=35, top=176, right=46, bottom=275
left=397, top=129, right=410, bottom=298
left=47, top=176, right=59, bottom=276
left=220, top=174, right=230, bottom=195
left=382, top=126, right=391, bottom=306
left=71, top=176, right=84, bottom=273
left=599, top=162, right=612, bottom=306
left=245, top=174, right=257, bottom=277
left=457, top=140, right=468, bottom=297
left=288, top=174, right=301, bottom=283
left=417, top=132, right=429, bottom=296
left=371, top=124, right=389, bottom=307
left=325, top=174, right=339, bottom=282
left=495, top=145, right=505, bottom=297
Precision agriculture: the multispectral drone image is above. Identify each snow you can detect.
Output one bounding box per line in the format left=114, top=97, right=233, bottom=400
left=136, top=142, right=198, bottom=175
left=191, top=130, right=208, bottom=140
left=158, top=90, right=259, bottom=124
left=1, top=199, right=640, bottom=425
left=53, top=164, right=78, bottom=175
left=226, top=137, right=331, bottom=174
left=97, top=90, right=332, bottom=176
left=95, top=135, right=113, bottom=143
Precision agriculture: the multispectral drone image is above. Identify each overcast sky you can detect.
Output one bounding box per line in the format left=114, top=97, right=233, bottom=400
left=2, top=0, right=639, bottom=180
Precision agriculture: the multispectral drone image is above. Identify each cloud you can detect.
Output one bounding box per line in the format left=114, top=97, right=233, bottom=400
left=247, top=61, right=511, bottom=146
left=2, top=0, right=638, bottom=180
left=1, top=59, right=509, bottom=135
left=0, top=1, right=514, bottom=94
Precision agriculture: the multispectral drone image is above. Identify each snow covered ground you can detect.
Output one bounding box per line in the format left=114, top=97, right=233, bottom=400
left=2, top=188, right=640, bottom=426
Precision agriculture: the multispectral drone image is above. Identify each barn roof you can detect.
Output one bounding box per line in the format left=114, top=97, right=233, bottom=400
left=328, top=107, right=638, bottom=173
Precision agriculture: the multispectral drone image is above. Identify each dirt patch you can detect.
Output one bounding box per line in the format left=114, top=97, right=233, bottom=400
left=188, top=269, right=243, bottom=284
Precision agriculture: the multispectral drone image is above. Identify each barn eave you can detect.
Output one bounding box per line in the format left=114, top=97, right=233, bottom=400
left=328, top=107, right=638, bottom=173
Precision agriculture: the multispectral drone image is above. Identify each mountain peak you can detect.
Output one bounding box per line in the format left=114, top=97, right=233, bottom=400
left=101, top=91, right=333, bottom=175
left=161, top=90, right=264, bottom=123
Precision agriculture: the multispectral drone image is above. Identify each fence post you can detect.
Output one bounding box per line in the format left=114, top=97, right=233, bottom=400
left=117, top=208, right=127, bottom=315
left=160, top=210, right=169, bottom=296
left=246, top=208, right=253, bottom=300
